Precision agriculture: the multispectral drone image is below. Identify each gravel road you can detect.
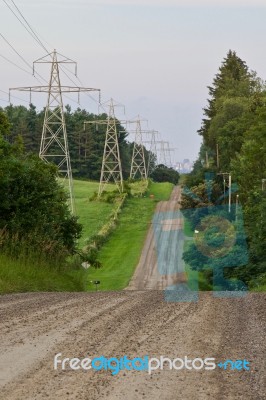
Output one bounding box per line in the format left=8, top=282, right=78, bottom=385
left=0, top=292, right=265, bottom=399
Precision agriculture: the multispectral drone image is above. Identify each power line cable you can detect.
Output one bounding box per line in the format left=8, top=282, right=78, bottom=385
left=2, top=0, right=49, bottom=53
left=2, top=2, right=95, bottom=108
left=10, top=0, right=49, bottom=53
left=1, top=1, right=50, bottom=84
left=0, top=32, right=33, bottom=71
left=0, top=89, right=29, bottom=104
left=0, top=32, right=46, bottom=84
left=2, top=1, right=102, bottom=111
left=0, top=53, right=33, bottom=75
left=60, top=64, right=102, bottom=109
left=59, top=65, right=101, bottom=110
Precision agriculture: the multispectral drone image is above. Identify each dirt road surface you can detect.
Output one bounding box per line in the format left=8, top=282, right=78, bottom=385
left=0, top=186, right=265, bottom=399
left=128, top=186, right=187, bottom=290
left=0, top=292, right=265, bottom=399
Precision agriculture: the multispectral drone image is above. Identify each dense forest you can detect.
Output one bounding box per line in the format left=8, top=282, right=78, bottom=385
left=2, top=105, right=131, bottom=180
left=182, top=50, right=266, bottom=289
left=0, top=103, right=180, bottom=184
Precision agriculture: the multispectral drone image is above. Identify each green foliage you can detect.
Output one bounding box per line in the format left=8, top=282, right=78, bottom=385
left=0, top=110, right=10, bottom=136
left=181, top=181, right=224, bottom=229
left=127, top=179, right=149, bottom=197
left=183, top=50, right=266, bottom=289
left=194, top=50, right=261, bottom=174
left=151, top=164, right=180, bottom=184
left=1, top=105, right=155, bottom=182
left=0, top=111, right=82, bottom=261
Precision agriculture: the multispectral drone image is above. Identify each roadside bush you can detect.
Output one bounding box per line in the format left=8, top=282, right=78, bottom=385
left=0, top=112, right=82, bottom=261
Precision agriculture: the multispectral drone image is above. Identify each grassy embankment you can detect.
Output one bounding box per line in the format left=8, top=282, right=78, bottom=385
left=0, top=180, right=116, bottom=294
left=74, top=180, right=117, bottom=247
left=84, top=181, right=173, bottom=291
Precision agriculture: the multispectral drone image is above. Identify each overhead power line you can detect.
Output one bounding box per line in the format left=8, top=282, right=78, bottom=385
left=60, top=64, right=101, bottom=107
left=0, top=97, right=9, bottom=103
left=10, top=0, right=49, bottom=53
left=0, top=53, right=32, bottom=75
left=2, top=0, right=49, bottom=53
left=0, top=89, right=29, bottom=104
left=1, top=1, right=97, bottom=109
left=0, top=32, right=46, bottom=84
left=0, top=32, right=33, bottom=71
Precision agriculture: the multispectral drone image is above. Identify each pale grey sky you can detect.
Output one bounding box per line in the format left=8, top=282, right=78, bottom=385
left=1, top=0, right=266, bottom=162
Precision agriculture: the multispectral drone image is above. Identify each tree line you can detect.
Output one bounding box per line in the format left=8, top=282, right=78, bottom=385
left=182, top=50, right=266, bottom=289
left=1, top=103, right=179, bottom=184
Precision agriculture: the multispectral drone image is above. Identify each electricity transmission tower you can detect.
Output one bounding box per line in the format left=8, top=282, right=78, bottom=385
left=157, top=141, right=175, bottom=168
left=157, top=141, right=167, bottom=166
left=10, top=49, right=100, bottom=213
left=165, top=142, right=176, bottom=168
left=129, top=118, right=147, bottom=180
left=143, top=130, right=159, bottom=176
left=84, top=98, right=125, bottom=197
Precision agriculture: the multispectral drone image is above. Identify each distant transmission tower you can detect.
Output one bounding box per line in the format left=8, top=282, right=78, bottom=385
left=130, top=118, right=147, bottom=180
left=157, top=141, right=167, bottom=166
left=10, top=50, right=100, bottom=213
left=165, top=143, right=177, bottom=168
left=84, top=99, right=125, bottom=197
left=157, top=141, right=176, bottom=168
left=164, top=142, right=172, bottom=167
left=146, top=130, right=159, bottom=176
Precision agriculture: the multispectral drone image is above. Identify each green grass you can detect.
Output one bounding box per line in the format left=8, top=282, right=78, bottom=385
left=146, top=181, right=173, bottom=200
left=85, top=182, right=174, bottom=291
left=0, top=254, right=86, bottom=294
left=73, top=180, right=117, bottom=247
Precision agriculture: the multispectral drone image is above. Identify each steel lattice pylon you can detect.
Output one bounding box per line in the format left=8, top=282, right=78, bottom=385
left=10, top=50, right=100, bottom=213
left=84, top=98, right=124, bottom=197
left=130, top=119, right=147, bottom=180
left=157, top=141, right=176, bottom=168
left=146, top=130, right=159, bottom=176
left=40, top=51, right=74, bottom=211
left=98, top=99, right=123, bottom=196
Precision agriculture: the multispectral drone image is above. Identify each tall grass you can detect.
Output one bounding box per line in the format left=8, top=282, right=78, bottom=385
left=0, top=253, right=86, bottom=293
left=0, top=228, right=87, bottom=294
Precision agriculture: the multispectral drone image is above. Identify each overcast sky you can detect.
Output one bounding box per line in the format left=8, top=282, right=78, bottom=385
left=1, top=0, right=266, bottom=162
